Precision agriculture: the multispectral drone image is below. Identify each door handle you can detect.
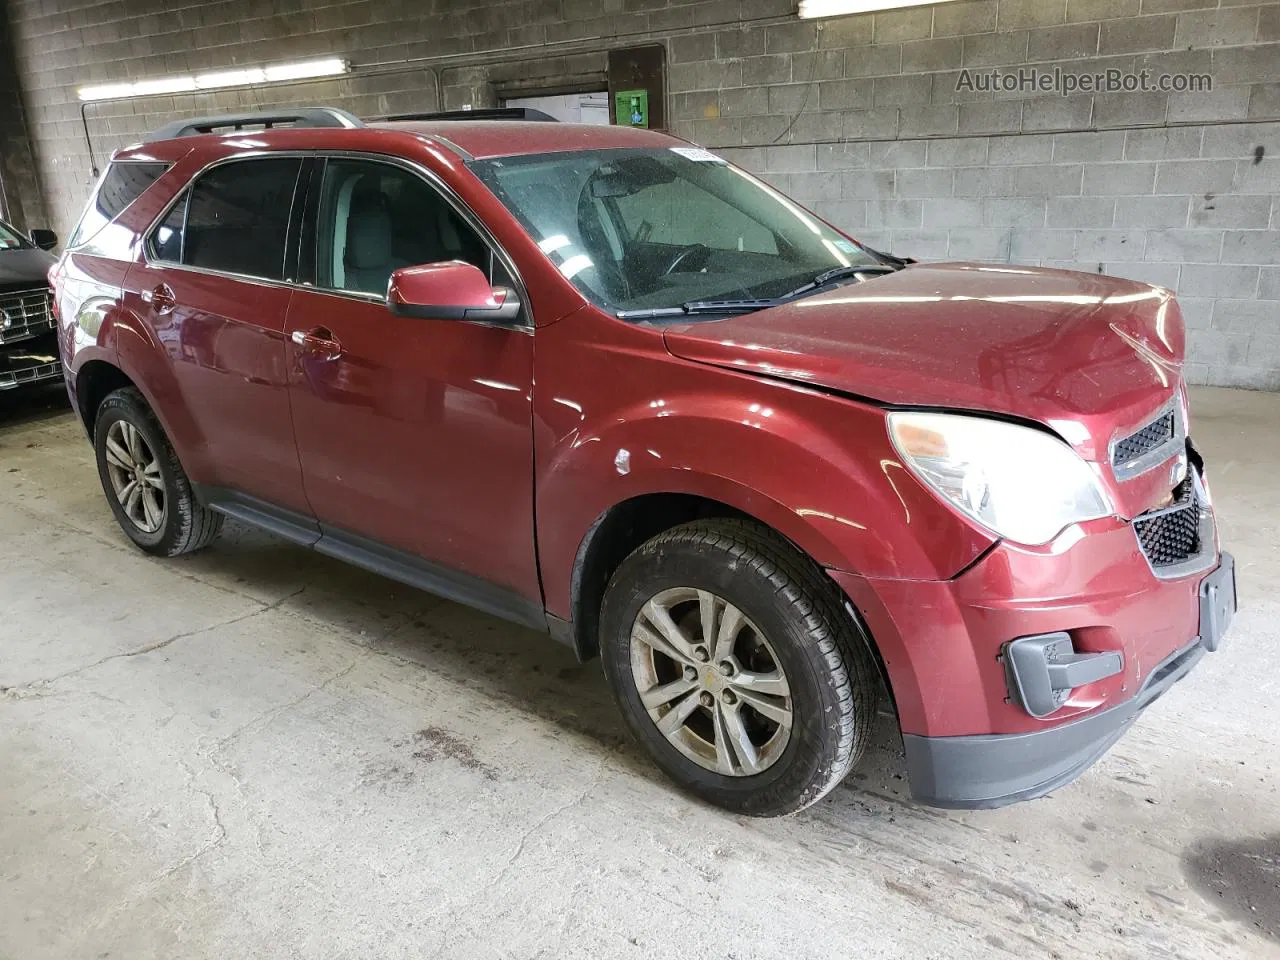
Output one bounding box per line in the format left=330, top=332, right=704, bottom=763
left=143, top=283, right=177, bottom=315
left=291, top=327, right=343, bottom=361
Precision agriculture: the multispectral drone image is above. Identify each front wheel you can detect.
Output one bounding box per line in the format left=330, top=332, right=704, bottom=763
left=599, top=519, right=878, bottom=817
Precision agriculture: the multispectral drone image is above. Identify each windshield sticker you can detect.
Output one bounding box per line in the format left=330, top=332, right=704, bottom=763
left=833, top=239, right=859, bottom=253
left=670, top=146, right=726, bottom=163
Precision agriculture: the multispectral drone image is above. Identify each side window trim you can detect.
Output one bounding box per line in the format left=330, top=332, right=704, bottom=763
left=284, top=157, right=319, bottom=285
left=176, top=189, right=191, bottom=264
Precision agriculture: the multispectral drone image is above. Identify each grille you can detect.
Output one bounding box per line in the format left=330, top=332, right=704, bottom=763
left=1133, top=476, right=1202, bottom=568
left=1114, top=410, right=1176, bottom=469
left=0, top=288, right=55, bottom=344
left=0, top=360, right=59, bottom=390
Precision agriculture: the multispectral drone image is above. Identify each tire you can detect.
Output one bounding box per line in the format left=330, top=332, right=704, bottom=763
left=93, top=387, right=222, bottom=557
left=599, top=518, right=878, bottom=817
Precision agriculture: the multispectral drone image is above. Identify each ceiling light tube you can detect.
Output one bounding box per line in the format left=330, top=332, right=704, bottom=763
left=131, top=76, right=197, bottom=96
left=798, top=0, right=961, bottom=17
left=78, top=57, right=349, bottom=102
left=77, top=82, right=134, bottom=101
left=264, top=58, right=349, bottom=82
left=194, top=67, right=267, bottom=89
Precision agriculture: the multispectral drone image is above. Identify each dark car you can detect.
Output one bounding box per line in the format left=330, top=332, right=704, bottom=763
left=0, top=219, right=59, bottom=392
left=54, top=108, right=1235, bottom=816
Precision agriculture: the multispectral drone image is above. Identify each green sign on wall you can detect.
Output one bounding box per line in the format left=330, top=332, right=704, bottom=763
left=615, top=89, right=649, bottom=128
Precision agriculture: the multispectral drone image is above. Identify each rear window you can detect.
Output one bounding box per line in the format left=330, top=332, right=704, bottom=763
left=68, top=161, right=169, bottom=249
left=148, top=157, right=302, bottom=281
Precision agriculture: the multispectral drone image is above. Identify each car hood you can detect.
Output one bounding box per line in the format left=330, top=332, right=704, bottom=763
left=0, top=247, right=56, bottom=292
left=662, top=262, right=1184, bottom=464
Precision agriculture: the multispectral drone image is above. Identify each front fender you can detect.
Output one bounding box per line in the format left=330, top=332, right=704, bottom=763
left=533, top=312, right=995, bottom=622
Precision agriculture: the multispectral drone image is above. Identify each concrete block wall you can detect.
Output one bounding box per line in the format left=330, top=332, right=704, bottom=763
left=5, top=0, right=1279, bottom=387
left=0, top=0, right=47, bottom=228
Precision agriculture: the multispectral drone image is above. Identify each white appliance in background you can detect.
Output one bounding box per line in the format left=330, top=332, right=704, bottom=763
left=503, top=92, right=610, bottom=125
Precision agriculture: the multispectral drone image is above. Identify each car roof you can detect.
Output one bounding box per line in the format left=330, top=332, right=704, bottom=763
left=113, top=119, right=684, bottom=166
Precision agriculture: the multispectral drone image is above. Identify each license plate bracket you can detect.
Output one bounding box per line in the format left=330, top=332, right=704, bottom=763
left=1199, top=552, right=1236, bottom=653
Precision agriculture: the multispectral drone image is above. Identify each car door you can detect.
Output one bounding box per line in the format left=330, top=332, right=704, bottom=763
left=284, top=155, right=540, bottom=617
left=128, top=156, right=311, bottom=516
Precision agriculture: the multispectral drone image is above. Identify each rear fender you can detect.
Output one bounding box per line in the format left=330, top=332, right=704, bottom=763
left=109, top=289, right=212, bottom=483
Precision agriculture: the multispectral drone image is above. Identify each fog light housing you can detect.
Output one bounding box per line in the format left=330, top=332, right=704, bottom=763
left=1003, top=633, right=1124, bottom=718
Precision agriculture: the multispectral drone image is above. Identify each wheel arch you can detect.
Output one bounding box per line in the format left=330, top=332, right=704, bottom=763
left=566, top=492, right=746, bottom=661
left=74, top=359, right=136, bottom=438
left=563, top=491, right=893, bottom=707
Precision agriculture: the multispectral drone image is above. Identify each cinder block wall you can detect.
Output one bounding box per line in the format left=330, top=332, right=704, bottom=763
left=6, top=0, right=1278, bottom=387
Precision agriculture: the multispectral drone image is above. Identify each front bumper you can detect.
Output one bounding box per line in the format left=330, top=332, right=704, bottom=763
left=904, top=633, right=1208, bottom=809
left=831, top=517, right=1235, bottom=808
left=0, top=330, right=60, bottom=390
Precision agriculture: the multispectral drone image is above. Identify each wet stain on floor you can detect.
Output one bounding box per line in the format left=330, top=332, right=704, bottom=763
left=1183, top=834, right=1280, bottom=941
left=408, top=726, right=500, bottom=781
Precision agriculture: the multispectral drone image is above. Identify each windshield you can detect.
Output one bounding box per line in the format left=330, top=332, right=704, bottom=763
left=468, top=147, right=881, bottom=317
left=0, top=221, right=31, bottom=250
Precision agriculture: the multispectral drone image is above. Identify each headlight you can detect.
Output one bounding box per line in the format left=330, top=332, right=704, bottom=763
left=888, top=412, right=1113, bottom=545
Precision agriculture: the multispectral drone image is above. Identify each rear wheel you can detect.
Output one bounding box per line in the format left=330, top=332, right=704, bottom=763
left=600, top=519, right=878, bottom=817
left=93, top=387, right=222, bottom=556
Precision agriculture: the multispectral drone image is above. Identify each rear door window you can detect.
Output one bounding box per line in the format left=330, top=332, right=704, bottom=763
left=68, top=160, right=170, bottom=250
left=151, top=158, right=303, bottom=281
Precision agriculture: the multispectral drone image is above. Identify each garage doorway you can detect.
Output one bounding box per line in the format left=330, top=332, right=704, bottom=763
left=503, top=92, right=610, bottom=125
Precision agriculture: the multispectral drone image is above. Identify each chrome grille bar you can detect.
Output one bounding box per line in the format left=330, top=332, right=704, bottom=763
left=0, top=288, right=55, bottom=344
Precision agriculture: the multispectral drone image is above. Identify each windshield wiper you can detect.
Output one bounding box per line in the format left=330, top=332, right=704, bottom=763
left=780, top=263, right=899, bottom=302
left=616, top=299, right=781, bottom=320
left=682, top=298, right=781, bottom=314
left=615, top=306, right=688, bottom=319
left=615, top=269, right=901, bottom=321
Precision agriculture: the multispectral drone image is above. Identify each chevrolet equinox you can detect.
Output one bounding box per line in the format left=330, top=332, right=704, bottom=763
left=54, top=107, right=1236, bottom=816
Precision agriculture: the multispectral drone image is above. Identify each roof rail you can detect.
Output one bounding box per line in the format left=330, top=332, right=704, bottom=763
left=372, top=107, right=560, bottom=123
left=143, top=107, right=364, bottom=142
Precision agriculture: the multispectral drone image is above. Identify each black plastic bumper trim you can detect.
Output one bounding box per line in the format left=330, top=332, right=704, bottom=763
left=1004, top=631, right=1125, bottom=719
left=904, top=637, right=1208, bottom=810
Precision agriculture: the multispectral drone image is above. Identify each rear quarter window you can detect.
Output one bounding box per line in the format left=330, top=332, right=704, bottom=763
left=68, top=161, right=170, bottom=252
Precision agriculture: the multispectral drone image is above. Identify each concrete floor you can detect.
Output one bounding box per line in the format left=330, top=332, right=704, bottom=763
left=0, top=384, right=1276, bottom=960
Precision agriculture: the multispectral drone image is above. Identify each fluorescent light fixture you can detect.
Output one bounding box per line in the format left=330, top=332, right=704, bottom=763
left=78, top=57, right=348, bottom=102
left=131, top=76, right=196, bottom=96
left=194, top=68, right=266, bottom=89
left=264, top=58, right=348, bottom=82
left=798, top=0, right=960, bottom=17
left=78, top=82, right=134, bottom=101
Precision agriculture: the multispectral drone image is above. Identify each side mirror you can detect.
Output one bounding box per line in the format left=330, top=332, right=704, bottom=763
left=30, top=228, right=58, bottom=251
left=387, top=260, right=521, bottom=323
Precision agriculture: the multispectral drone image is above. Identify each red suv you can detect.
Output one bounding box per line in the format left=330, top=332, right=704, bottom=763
left=55, top=107, right=1235, bottom=816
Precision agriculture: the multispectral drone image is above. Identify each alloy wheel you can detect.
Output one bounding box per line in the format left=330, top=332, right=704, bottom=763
left=103, top=419, right=166, bottom=534
left=629, top=586, right=793, bottom=777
